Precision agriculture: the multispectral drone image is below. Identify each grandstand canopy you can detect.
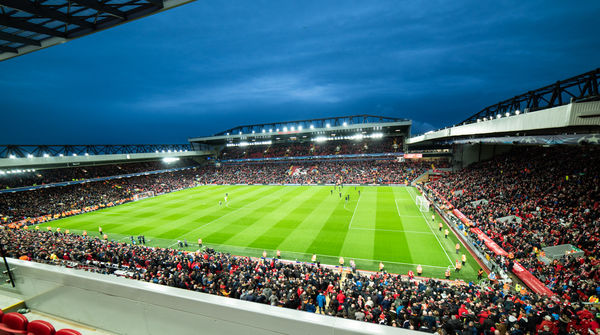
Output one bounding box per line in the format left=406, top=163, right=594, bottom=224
left=189, top=115, right=411, bottom=146
left=0, top=0, right=193, bottom=61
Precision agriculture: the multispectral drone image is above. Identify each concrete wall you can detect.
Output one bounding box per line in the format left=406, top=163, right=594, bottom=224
left=6, top=259, right=417, bottom=335
left=453, top=144, right=512, bottom=169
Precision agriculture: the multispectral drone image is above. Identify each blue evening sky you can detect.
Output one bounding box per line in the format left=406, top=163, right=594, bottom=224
left=1, top=0, right=599, bottom=144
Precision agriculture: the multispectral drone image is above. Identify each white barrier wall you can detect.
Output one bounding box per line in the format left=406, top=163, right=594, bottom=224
left=7, top=259, right=418, bottom=335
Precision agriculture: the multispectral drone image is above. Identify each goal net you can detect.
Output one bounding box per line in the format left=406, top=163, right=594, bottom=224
left=133, top=191, right=155, bottom=201
left=416, top=195, right=430, bottom=212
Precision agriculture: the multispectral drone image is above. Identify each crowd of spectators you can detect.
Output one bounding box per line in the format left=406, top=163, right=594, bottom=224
left=429, top=146, right=600, bottom=305
left=220, top=138, right=403, bottom=160
left=199, top=159, right=437, bottom=185
left=3, top=228, right=599, bottom=334
left=0, top=159, right=195, bottom=189
left=0, top=168, right=201, bottom=223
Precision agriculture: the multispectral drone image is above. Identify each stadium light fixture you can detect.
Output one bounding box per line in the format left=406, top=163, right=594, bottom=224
left=505, top=112, right=510, bottom=117
left=8, top=154, right=15, bottom=159
left=290, top=126, right=295, bottom=131
left=515, top=110, right=520, bottom=115
left=162, top=157, right=180, bottom=163
left=269, top=129, right=273, bottom=132
left=314, top=136, right=328, bottom=142
left=283, top=127, right=288, bottom=131
left=239, top=142, right=249, bottom=147
left=155, top=150, right=159, bottom=153
left=27, top=154, right=33, bottom=158
left=0, top=171, right=4, bottom=175
left=85, top=153, right=89, bottom=156
left=326, top=124, right=331, bottom=128
left=310, top=125, right=314, bottom=129
left=227, top=132, right=230, bottom=136
left=343, top=122, right=348, bottom=127
left=372, top=133, right=384, bottom=138
left=497, top=114, right=501, bottom=119
left=477, top=119, right=481, bottom=123
left=239, top=131, right=242, bottom=135
left=298, top=125, right=303, bottom=130
left=262, top=129, right=265, bottom=133
left=72, top=153, right=77, bottom=156
left=43, top=153, right=49, bottom=158
left=276, top=128, right=280, bottom=132
left=167, top=150, right=171, bottom=153
left=59, top=154, right=64, bottom=157
left=252, top=130, right=255, bottom=134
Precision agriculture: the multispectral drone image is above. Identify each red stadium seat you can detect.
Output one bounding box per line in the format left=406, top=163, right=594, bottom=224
left=55, top=330, right=81, bottom=335
left=26, top=320, right=55, bottom=335
left=0, top=312, right=28, bottom=334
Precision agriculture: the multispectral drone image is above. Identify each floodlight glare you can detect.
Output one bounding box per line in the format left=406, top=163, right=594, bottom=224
left=497, top=114, right=501, bottom=119
left=310, top=125, right=314, bottom=129
left=8, top=154, right=15, bottom=159
left=326, top=124, right=331, bottom=128
left=515, top=110, right=520, bottom=115
left=343, top=122, right=347, bottom=127
left=283, top=127, right=288, bottom=131
left=505, top=112, right=510, bottom=117
left=27, top=154, right=33, bottom=158
left=298, top=125, right=303, bottom=130
left=43, top=153, right=49, bottom=158
left=162, top=157, right=180, bottom=163
left=262, top=129, right=265, bottom=133
left=314, top=136, right=328, bottom=142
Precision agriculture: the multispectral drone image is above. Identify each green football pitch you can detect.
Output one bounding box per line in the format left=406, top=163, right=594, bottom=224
left=53, top=185, right=480, bottom=280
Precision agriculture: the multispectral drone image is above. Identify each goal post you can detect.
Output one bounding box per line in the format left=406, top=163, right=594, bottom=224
left=416, top=195, right=430, bottom=212
left=133, top=191, right=155, bottom=201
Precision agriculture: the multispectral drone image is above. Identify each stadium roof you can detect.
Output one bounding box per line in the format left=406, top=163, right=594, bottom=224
left=0, top=0, right=194, bottom=61
left=189, top=114, right=411, bottom=144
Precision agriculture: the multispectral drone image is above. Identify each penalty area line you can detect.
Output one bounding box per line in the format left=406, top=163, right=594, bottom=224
left=406, top=187, right=455, bottom=268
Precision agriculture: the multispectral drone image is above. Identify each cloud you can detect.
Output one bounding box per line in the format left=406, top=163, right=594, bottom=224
left=136, top=74, right=352, bottom=110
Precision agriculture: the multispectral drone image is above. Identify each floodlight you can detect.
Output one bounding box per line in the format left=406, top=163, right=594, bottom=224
left=27, top=154, right=33, bottom=158
left=8, top=154, right=15, bottom=159
left=43, top=153, right=49, bottom=157
left=283, top=127, right=288, bottom=131
left=314, top=137, right=328, bottom=142
left=59, top=154, right=64, bottom=157
left=326, top=124, right=331, bottom=128
left=85, top=153, right=89, bottom=156
left=505, top=112, right=510, bottom=117
left=262, top=129, right=266, bottom=133
left=72, top=153, right=77, bottom=156
left=310, top=125, right=314, bottom=129
left=515, top=110, right=520, bottom=115
left=162, top=157, right=180, bottom=163
left=497, top=114, right=501, bottom=119
left=291, top=126, right=295, bottom=131
left=298, top=125, right=303, bottom=130
left=252, top=130, right=255, bottom=134
left=343, top=122, right=347, bottom=127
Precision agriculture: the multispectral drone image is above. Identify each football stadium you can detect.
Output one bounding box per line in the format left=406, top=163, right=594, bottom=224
left=1, top=1, right=600, bottom=335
